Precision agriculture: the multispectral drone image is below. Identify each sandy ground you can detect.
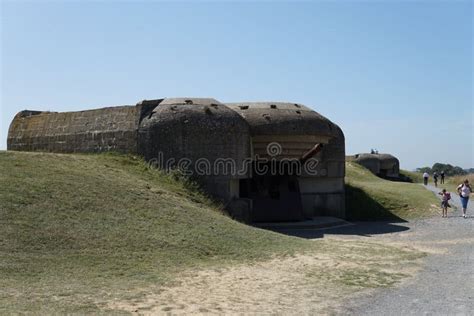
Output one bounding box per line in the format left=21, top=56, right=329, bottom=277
left=107, top=238, right=423, bottom=315
left=107, top=185, right=473, bottom=315
left=340, top=185, right=474, bottom=315
left=108, top=253, right=350, bottom=315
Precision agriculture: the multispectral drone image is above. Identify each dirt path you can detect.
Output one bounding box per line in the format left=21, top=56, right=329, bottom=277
left=108, top=254, right=351, bottom=315
left=107, top=238, right=424, bottom=315
left=339, top=184, right=474, bottom=315
left=107, top=185, right=473, bottom=315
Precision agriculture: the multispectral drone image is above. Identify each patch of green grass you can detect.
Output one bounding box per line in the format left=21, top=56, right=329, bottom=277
left=0, top=151, right=310, bottom=313
left=400, top=169, right=423, bottom=183
left=305, top=239, right=425, bottom=288
left=0, top=152, right=429, bottom=313
left=345, top=162, right=438, bottom=220
left=337, top=268, right=407, bottom=288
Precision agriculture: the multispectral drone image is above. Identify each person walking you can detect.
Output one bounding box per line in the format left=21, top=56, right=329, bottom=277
left=423, top=172, right=429, bottom=186
left=433, top=172, right=438, bottom=187
left=457, top=179, right=472, bottom=218
left=440, top=171, right=445, bottom=184
left=438, top=189, right=451, bottom=218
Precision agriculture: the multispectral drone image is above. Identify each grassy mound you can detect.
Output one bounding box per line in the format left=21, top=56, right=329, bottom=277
left=0, top=152, right=432, bottom=313
left=0, top=151, right=310, bottom=313
left=399, top=169, right=423, bottom=183
left=345, top=162, right=438, bottom=220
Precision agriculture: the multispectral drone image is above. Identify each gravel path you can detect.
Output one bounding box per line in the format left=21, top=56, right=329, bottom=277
left=337, top=184, right=474, bottom=315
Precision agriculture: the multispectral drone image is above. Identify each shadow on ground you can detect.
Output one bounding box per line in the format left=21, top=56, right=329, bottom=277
left=260, top=184, right=410, bottom=239
left=274, top=221, right=410, bottom=239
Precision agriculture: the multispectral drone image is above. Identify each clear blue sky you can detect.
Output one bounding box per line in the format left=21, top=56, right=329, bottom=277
left=1, top=1, right=472, bottom=170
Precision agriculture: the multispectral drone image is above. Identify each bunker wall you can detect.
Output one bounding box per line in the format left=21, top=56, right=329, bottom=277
left=8, top=106, right=139, bottom=153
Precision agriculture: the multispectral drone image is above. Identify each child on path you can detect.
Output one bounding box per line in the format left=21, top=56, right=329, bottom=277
left=438, top=189, right=451, bottom=218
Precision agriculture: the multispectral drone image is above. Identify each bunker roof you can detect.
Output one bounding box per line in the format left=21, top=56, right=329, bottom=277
left=353, top=153, right=399, bottom=163
left=226, top=102, right=341, bottom=138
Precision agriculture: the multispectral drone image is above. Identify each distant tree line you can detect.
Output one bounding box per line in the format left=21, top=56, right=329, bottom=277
left=416, top=163, right=472, bottom=176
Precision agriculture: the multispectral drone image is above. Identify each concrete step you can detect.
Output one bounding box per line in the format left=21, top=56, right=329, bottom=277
left=254, top=216, right=351, bottom=230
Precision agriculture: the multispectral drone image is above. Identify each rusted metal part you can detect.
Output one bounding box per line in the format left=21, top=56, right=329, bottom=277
left=300, top=143, right=324, bottom=163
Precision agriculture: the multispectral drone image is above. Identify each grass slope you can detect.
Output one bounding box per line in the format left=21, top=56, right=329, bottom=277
left=345, top=162, right=439, bottom=220
left=0, top=152, right=428, bottom=313
left=0, top=151, right=310, bottom=313
left=399, top=169, right=423, bottom=183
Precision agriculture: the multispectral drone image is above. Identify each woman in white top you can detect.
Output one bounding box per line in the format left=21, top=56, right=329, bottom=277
left=457, top=179, right=472, bottom=218
left=423, top=172, right=429, bottom=186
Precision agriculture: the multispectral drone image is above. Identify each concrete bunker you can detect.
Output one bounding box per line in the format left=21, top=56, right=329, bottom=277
left=350, top=153, right=400, bottom=178
left=137, top=98, right=251, bottom=202
left=227, top=102, right=345, bottom=222
left=8, top=97, right=345, bottom=222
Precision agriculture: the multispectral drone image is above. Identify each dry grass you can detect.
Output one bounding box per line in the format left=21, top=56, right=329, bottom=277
left=442, top=174, right=474, bottom=195
left=0, top=151, right=310, bottom=313
left=107, top=238, right=424, bottom=315
left=0, top=151, right=427, bottom=314
left=399, top=169, right=424, bottom=183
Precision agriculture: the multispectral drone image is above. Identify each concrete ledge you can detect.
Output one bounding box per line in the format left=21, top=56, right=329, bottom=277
left=254, top=216, right=351, bottom=230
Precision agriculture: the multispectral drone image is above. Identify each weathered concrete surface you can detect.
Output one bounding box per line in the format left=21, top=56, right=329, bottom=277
left=349, top=153, right=400, bottom=178
left=8, top=106, right=138, bottom=153
left=138, top=98, right=251, bottom=202
left=226, top=102, right=337, bottom=137
left=228, top=102, right=346, bottom=219
left=7, top=97, right=347, bottom=221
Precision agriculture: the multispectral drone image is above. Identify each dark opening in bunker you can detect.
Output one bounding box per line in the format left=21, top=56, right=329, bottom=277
left=239, top=162, right=305, bottom=222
